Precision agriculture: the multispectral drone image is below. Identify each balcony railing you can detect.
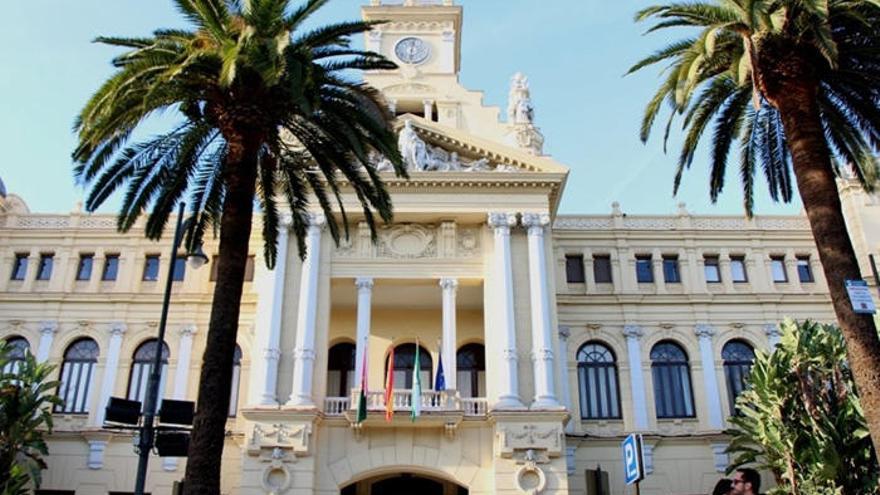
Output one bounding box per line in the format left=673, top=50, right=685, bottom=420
left=323, top=390, right=487, bottom=418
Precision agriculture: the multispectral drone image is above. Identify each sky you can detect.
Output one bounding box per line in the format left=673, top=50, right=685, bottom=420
left=0, top=0, right=803, bottom=217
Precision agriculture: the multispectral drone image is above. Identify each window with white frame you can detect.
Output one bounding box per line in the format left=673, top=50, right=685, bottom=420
left=650, top=341, right=695, bottom=418
left=577, top=342, right=621, bottom=419
left=127, top=339, right=170, bottom=412
left=56, top=338, right=100, bottom=414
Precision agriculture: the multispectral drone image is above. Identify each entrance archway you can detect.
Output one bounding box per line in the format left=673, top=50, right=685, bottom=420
left=340, top=472, right=467, bottom=495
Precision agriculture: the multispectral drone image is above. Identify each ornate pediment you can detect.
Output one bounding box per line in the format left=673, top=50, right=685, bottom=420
left=370, top=116, right=567, bottom=176
left=373, top=119, right=518, bottom=174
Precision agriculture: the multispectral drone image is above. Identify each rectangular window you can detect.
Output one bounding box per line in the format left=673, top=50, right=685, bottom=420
left=797, top=256, right=814, bottom=283
left=593, top=255, right=613, bottom=284
left=565, top=255, right=585, bottom=283
left=771, top=256, right=787, bottom=282
left=76, top=254, right=94, bottom=281
left=730, top=256, right=748, bottom=282
left=36, top=254, right=54, bottom=281
left=102, top=254, right=120, bottom=281
left=10, top=253, right=28, bottom=281
left=172, top=256, right=186, bottom=282
left=704, top=256, right=721, bottom=283
left=662, top=255, right=681, bottom=283
left=210, top=254, right=255, bottom=282
left=143, top=255, right=160, bottom=281
left=636, top=255, right=653, bottom=283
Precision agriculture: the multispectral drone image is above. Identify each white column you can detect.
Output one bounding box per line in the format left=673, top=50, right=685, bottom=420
left=522, top=212, right=559, bottom=409
left=93, top=323, right=127, bottom=427
left=354, top=277, right=374, bottom=389
left=695, top=324, right=724, bottom=429
left=623, top=325, right=649, bottom=430
left=164, top=324, right=197, bottom=471
left=558, top=326, right=574, bottom=433
left=36, top=321, right=58, bottom=363
left=423, top=100, right=434, bottom=121
left=288, top=212, right=326, bottom=407
left=488, top=212, right=523, bottom=409
left=764, top=323, right=782, bottom=348
left=440, top=277, right=458, bottom=391
left=250, top=217, right=291, bottom=406
left=172, top=324, right=197, bottom=400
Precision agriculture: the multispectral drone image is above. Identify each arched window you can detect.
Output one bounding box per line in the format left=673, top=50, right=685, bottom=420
left=457, top=343, right=486, bottom=398
left=650, top=341, right=695, bottom=418
left=577, top=342, right=621, bottom=419
left=327, top=343, right=356, bottom=398
left=127, top=339, right=170, bottom=411
left=3, top=336, right=30, bottom=374
left=228, top=345, right=243, bottom=417
left=722, top=340, right=756, bottom=415
left=55, top=338, right=99, bottom=413
left=386, top=343, right=432, bottom=390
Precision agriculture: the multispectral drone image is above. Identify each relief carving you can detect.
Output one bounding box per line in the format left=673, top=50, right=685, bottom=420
left=496, top=424, right=563, bottom=458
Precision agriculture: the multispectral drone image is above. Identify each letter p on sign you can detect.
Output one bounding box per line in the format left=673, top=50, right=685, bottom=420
left=622, top=433, right=644, bottom=485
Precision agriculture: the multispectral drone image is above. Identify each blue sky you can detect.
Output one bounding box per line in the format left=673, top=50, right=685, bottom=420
left=0, top=0, right=802, bottom=217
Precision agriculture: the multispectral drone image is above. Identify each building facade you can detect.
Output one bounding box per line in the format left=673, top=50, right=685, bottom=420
left=1, top=1, right=877, bottom=494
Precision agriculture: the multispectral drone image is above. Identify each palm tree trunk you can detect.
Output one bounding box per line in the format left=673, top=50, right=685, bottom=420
left=772, top=70, right=880, bottom=455
left=183, top=138, right=259, bottom=495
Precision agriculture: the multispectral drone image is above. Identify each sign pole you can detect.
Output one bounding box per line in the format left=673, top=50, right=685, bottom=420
left=634, top=481, right=640, bottom=495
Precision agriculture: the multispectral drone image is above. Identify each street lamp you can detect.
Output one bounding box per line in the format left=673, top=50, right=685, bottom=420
left=130, top=201, right=206, bottom=495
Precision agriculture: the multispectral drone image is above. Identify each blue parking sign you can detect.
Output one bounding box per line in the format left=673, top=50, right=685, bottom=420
left=622, top=434, right=644, bottom=485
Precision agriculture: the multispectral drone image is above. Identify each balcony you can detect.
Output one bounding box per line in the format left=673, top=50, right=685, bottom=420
left=323, top=389, right=488, bottom=418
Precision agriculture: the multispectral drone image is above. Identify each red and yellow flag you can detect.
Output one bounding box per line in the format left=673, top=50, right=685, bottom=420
left=385, top=345, right=395, bottom=422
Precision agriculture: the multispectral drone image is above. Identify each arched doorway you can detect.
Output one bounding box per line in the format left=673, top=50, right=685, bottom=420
left=341, top=473, right=467, bottom=495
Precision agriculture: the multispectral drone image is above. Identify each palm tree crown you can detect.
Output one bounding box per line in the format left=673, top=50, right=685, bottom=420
left=73, top=0, right=404, bottom=262
left=629, top=0, right=879, bottom=214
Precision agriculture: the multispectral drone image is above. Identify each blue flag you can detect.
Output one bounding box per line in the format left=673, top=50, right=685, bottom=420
left=435, top=352, right=446, bottom=391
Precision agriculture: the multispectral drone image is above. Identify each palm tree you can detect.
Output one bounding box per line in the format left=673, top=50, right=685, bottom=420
left=72, top=0, right=404, bottom=492
left=629, top=0, right=880, bottom=451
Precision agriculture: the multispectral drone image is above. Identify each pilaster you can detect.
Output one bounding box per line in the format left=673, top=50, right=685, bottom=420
left=695, top=324, right=724, bottom=429
left=623, top=325, right=649, bottom=430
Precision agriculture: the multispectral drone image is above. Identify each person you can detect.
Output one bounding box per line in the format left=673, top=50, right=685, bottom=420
left=731, top=468, right=761, bottom=495
left=712, top=478, right=733, bottom=495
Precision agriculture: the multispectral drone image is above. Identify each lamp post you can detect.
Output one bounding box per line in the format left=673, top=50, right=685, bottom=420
left=134, top=202, right=207, bottom=495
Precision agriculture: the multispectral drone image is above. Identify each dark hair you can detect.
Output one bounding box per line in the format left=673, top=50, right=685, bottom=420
left=712, top=478, right=732, bottom=495
left=737, top=468, right=761, bottom=493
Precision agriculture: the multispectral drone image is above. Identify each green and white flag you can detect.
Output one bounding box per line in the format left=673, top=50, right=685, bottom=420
left=355, top=339, right=368, bottom=424
left=411, top=343, right=421, bottom=421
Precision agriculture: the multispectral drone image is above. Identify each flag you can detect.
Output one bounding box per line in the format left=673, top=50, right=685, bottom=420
left=435, top=351, right=446, bottom=392
left=355, top=339, right=368, bottom=424
left=385, top=345, right=395, bottom=422
left=411, top=343, right=422, bottom=421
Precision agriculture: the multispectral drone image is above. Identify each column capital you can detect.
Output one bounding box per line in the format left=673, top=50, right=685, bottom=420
left=695, top=324, right=716, bottom=339
left=623, top=325, right=643, bottom=339
left=367, top=29, right=382, bottom=41
left=439, top=277, right=459, bottom=291
left=521, top=212, right=551, bottom=235
left=305, top=212, right=326, bottom=229
left=487, top=212, right=517, bottom=229
left=109, top=322, right=128, bottom=337
left=179, top=324, right=198, bottom=338
left=558, top=326, right=571, bottom=341
left=39, top=321, right=59, bottom=336
left=279, top=213, right=294, bottom=229
left=355, top=277, right=374, bottom=290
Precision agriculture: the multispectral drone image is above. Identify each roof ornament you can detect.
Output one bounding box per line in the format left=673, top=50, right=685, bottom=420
left=505, top=72, right=545, bottom=155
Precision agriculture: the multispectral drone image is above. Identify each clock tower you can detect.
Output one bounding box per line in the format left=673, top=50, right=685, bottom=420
left=361, top=0, right=544, bottom=153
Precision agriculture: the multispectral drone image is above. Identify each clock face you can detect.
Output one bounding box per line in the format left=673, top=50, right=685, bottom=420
left=394, top=37, right=431, bottom=65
